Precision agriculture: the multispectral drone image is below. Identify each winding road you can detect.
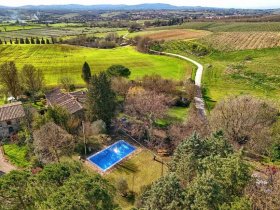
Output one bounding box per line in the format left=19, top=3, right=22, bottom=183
left=150, top=50, right=206, bottom=118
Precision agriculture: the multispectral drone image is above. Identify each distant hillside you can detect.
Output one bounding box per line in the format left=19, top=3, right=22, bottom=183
left=1, top=4, right=217, bottom=11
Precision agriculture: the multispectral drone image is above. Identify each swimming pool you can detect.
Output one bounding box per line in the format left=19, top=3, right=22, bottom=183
left=87, top=140, right=136, bottom=172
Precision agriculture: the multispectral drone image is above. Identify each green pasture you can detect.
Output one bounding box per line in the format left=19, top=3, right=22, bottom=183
left=162, top=41, right=280, bottom=108
left=0, top=45, right=192, bottom=86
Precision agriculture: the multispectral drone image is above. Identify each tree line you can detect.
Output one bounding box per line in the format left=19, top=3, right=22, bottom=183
left=0, top=37, right=56, bottom=45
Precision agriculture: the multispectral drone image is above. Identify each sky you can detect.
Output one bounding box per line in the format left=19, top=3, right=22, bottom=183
left=0, top=0, right=279, bottom=9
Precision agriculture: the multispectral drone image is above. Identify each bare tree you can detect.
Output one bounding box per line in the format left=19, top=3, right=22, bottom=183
left=210, top=95, right=278, bottom=154
left=125, top=87, right=171, bottom=141
left=111, top=77, right=130, bottom=97
left=59, top=76, right=75, bottom=92
left=33, top=122, right=74, bottom=163
left=0, top=61, right=21, bottom=98
left=20, top=64, right=45, bottom=101
left=141, top=74, right=177, bottom=94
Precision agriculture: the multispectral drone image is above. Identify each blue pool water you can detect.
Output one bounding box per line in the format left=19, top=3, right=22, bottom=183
left=87, top=140, right=136, bottom=172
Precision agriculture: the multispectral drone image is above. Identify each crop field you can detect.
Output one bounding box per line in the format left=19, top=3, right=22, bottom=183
left=128, top=29, right=211, bottom=41
left=128, top=29, right=211, bottom=40
left=153, top=22, right=280, bottom=32
left=0, top=25, right=123, bottom=39
left=200, top=32, right=280, bottom=51
left=0, top=45, right=192, bottom=85
left=162, top=41, right=280, bottom=108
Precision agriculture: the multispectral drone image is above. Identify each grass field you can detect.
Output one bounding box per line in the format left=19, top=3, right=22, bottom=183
left=162, top=41, right=280, bottom=108
left=3, top=144, right=30, bottom=167
left=0, top=45, right=192, bottom=85
left=106, top=150, right=168, bottom=209
left=128, top=29, right=210, bottom=40
left=200, top=32, right=280, bottom=51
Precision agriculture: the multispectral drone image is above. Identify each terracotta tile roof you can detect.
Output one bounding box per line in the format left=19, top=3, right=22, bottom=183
left=69, top=90, right=87, bottom=104
left=45, top=89, right=85, bottom=114
left=0, top=102, right=25, bottom=121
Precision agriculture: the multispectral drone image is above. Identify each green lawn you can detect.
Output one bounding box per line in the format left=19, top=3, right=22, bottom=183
left=162, top=41, right=280, bottom=108
left=106, top=150, right=168, bottom=209
left=3, top=144, right=30, bottom=168
left=0, top=45, right=192, bottom=86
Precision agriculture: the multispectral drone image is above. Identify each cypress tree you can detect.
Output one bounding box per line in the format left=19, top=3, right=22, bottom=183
left=25, top=37, right=30, bottom=44
left=0, top=39, right=2, bottom=44
left=30, top=37, right=35, bottom=44
left=41, top=38, right=45, bottom=44
left=10, top=39, right=12, bottom=44
left=81, top=62, right=91, bottom=84
left=20, top=38, right=25, bottom=44
left=36, top=37, right=40, bottom=44
left=86, top=72, right=116, bottom=127
left=46, top=39, right=50, bottom=44
left=15, top=38, right=19, bottom=44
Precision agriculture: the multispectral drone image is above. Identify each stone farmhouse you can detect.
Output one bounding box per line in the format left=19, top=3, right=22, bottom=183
left=0, top=102, right=25, bottom=139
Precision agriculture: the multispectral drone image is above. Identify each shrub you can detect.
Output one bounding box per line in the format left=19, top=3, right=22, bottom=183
left=116, top=177, right=129, bottom=196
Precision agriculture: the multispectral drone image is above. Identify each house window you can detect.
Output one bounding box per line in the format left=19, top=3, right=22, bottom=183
left=6, top=121, right=12, bottom=126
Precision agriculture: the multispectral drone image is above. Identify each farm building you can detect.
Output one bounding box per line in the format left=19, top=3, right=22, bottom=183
left=45, top=88, right=86, bottom=116
left=0, top=102, right=25, bottom=139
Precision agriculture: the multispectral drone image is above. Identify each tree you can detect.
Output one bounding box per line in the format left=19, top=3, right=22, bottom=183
left=86, top=72, right=116, bottom=127
left=20, top=38, right=25, bottom=44
left=137, top=173, right=185, bottom=210
left=0, top=162, right=116, bottom=210
left=210, top=95, right=278, bottom=154
left=81, top=61, right=91, bottom=84
left=107, top=65, right=131, bottom=78
left=125, top=87, right=170, bottom=141
left=25, top=37, right=30, bottom=44
left=141, top=74, right=176, bottom=94
left=59, top=76, right=75, bottom=92
left=15, top=38, right=19, bottom=44
left=41, top=38, right=45, bottom=44
left=46, top=39, right=50, bottom=44
left=136, top=36, right=153, bottom=53
left=20, top=64, right=45, bottom=101
left=30, top=37, right=35, bottom=44
left=111, top=76, right=130, bottom=97
left=46, top=106, right=80, bottom=135
left=33, top=122, right=74, bottom=163
left=0, top=61, right=21, bottom=98
left=170, top=132, right=233, bottom=182
left=36, top=37, right=40, bottom=44
left=0, top=170, right=31, bottom=210
left=140, top=133, right=250, bottom=210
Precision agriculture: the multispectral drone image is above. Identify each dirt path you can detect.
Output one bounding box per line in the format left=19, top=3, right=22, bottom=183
left=150, top=50, right=206, bottom=118
left=0, top=146, right=16, bottom=173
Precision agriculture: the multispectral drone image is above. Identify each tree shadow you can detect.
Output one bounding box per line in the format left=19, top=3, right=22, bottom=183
left=115, top=159, right=140, bottom=174
left=201, top=86, right=216, bottom=111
